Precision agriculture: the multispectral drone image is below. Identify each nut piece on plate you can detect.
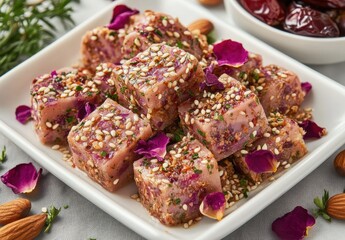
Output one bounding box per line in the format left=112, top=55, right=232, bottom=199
left=187, top=19, right=214, bottom=35
left=112, top=43, right=205, bottom=131
left=122, top=11, right=208, bottom=60
left=133, top=135, right=221, bottom=226
left=334, top=150, right=345, bottom=176
left=178, top=74, right=268, bottom=160
left=31, top=67, right=115, bottom=145
left=68, top=98, right=152, bottom=192
left=231, top=114, right=307, bottom=183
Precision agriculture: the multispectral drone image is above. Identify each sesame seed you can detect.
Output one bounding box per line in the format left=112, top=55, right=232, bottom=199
left=162, top=19, right=168, bottom=27
left=284, top=164, right=291, bottom=169
left=46, top=122, right=52, bottom=128
left=274, top=148, right=280, bottom=155
left=175, top=153, right=181, bottom=158
left=184, top=223, right=189, bottom=229
left=134, top=38, right=141, bottom=47
left=125, top=130, right=134, bottom=136
left=282, top=161, right=287, bottom=166
left=52, top=145, right=60, bottom=150
left=240, top=111, right=246, bottom=116
left=252, top=130, right=257, bottom=137
left=241, top=150, right=248, bottom=155
left=264, top=133, right=271, bottom=137
left=162, top=162, right=169, bottom=168
left=52, top=124, right=59, bottom=130
left=194, top=147, right=201, bottom=153
left=183, top=204, right=188, bottom=211
left=109, top=143, right=116, bottom=148
left=262, top=144, right=268, bottom=150
left=113, top=179, right=119, bottom=185
left=152, top=166, right=159, bottom=172
left=145, top=26, right=154, bottom=31
left=249, top=122, right=254, bottom=128
left=276, top=137, right=281, bottom=143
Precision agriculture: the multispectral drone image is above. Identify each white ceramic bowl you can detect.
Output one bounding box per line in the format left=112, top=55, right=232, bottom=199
left=224, top=0, right=345, bottom=65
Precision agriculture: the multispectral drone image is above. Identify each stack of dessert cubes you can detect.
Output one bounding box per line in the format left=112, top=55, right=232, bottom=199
left=29, top=8, right=310, bottom=227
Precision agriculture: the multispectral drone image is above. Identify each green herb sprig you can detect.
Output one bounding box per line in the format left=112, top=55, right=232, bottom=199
left=0, top=0, right=79, bottom=76
left=313, top=190, right=331, bottom=222
left=0, top=146, right=6, bottom=163
left=45, top=205, right=61, bottom=232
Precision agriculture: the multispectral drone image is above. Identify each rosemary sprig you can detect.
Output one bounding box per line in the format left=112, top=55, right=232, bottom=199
left=0, top=0, right=79, bottom=76
left=313, top=190, right=332, bottom=222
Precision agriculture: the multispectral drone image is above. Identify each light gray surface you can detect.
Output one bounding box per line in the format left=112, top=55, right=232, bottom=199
left=1, top=0, right=345, bottom=239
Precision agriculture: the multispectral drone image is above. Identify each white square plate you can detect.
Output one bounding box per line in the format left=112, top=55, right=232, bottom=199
left=1, top=0, right=345, bottom=239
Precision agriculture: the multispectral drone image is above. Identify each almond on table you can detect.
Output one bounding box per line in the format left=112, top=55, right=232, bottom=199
left=0, top=198, right=31, bottom=225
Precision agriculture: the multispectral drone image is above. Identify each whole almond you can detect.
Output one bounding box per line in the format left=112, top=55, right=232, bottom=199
left=326, top=193, right=345, bottom=219
left=334, top=150, right=345, bottom=176
left=0, top=213, right=47, bottom=240
left=198, top=0, right=222, bottom=6
left=0, top=198, right=31, bottom=225
left=188, top=19, right=214, bottom=35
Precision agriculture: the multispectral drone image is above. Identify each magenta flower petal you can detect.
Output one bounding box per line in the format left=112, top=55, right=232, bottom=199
left=272, top=206, right=316, bottom=240
left=213, top=39, right=249, bottom=67
left=1, top=163, right=42, bottom=194
left=15, top=105, right=32, bottom=124
left=107, top=5, right=139, bottom=30
left=77, top=102, right=96, bottom=121
left=50, top=70, right=57, bottom=78
left=245, top=150, right=278, bottom=174
left=299, top=120, right=326, bottom=139
left=200, top=192, right=226, bottom=220
left=135, top=132, right=170, bottom=161
left=301, top=82, right=312, bottom=95
left=201, top=65, right=225, bottom=91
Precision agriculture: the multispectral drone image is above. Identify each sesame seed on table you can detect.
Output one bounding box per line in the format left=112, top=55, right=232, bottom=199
left=1, top=1, right=345, bottom=240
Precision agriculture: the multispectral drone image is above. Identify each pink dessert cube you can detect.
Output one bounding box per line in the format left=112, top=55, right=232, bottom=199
left=113, top=43, right=204, bottom=130
left=31, top=67, right=114, bottom=144
left=68, top=98, right=152, bottom=192
left=231, top=114, right=307, bottom=183
left=133, top=135, right=221, bottom=225
left=178, top=74, right=268, bottom=161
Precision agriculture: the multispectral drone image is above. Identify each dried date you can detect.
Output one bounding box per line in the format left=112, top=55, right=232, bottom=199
left=240, top=0, right=286, bottom=26
left=284, top=5, right=340, bottom=37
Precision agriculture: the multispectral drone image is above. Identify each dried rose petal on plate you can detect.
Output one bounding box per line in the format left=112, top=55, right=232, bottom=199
left=301, top=82, right=312, bottom=95
left=200, top=192, right=226, bottom=220
left=299, top=120, right=326, bottom=139
left=107, top=5, right=139, bottom=30
left=135, top=132, right=170, bottom=161
left=245, top=150, right=278, bottom=174
left=200, top=65, right=225, bottom=91
left=15, top=105, right=32, bottom=124
left=272, top=206, right=315, bottom=240
left=213, top=39, right=249, bottom=67
left=1, top=163, right=42, bottom=194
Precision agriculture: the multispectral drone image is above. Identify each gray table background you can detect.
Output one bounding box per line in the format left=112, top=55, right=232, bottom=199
left=1, top=0, right=345, bottom=239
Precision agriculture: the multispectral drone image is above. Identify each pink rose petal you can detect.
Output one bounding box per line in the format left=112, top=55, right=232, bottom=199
left=200, top=192, right=226, bottom=220
left=299, top=120, right=326, bottom=139
left=15, top=105, right=32, bottom=124
left=213, top=39, right=249, bottom=67
left=107, top=5, right=139, bottom=30
left=272, top=206, right=315, bottom=240
left=301, top=82, right=312, bottom=95
left=1, top=163, right=42, bottom=194
left=135, top=132, right=170, bottom=161
left=200, top=65, right=225, bottom=92
left=245, top=150, right=278, bottom=174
